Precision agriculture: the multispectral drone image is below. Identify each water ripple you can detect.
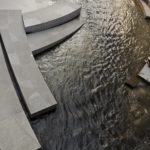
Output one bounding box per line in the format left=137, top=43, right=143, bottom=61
left=33, top=0, right=150, bottom=149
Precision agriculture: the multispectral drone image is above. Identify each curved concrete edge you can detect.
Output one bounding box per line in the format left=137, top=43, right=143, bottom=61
left=23, top=1, right=81, bottom=33
left=27, top=19, right=84, bottom=55
left=0, top=10, right=57, bottom=119
left=139, top=0, right=150, bottom=18
left=0, top=34, right=40, bottom=149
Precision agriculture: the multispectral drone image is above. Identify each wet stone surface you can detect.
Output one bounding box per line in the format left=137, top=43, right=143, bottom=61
left=31, top=0, right=150, bottom=149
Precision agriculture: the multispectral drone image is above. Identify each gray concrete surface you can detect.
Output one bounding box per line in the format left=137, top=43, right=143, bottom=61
left=23, top=1, right=81, bottom=33
left=0, top=10, right=57, bottom=118
left=27, top=19, right=84, bottom=55
left=139, top=63, right=150, bottom=82
left=0, top=0, right=55, bottom=13
left=0, top=35, right=40, bottom=150
left=139, top=0, right=150, bottom=18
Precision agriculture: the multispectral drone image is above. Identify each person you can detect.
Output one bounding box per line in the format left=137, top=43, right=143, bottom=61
left=145, top=56, right=150, bottom=67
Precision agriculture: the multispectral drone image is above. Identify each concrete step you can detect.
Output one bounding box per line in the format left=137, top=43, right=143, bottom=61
left=0, top=34, right=40, bottom=150
left=0, top=10, right=57, bottom=118
left=23, top=1, right=81, bottom=33
left=27, top=19, right=84, bottom=55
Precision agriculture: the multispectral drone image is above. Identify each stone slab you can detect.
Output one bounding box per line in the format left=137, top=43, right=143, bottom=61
left=139, top=0, right=150, bottom=18
left=23, top=1, right=81, bottom=33
left=0, top=0, right=55, bottom=13
left=0, top=36, right=40, bottom=150
left=27, top=19, right=84, bottom=55
left=0, top=10, right=57, bottom=118
left=138, top=63, right=150, bottom=83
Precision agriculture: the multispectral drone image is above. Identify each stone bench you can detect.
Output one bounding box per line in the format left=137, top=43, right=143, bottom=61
left=0, top=10, right=57, bottom=118
left=0, top=31, right=40, bottom=150
left=27, top=19, right=83, bottom=55
left=23, top=1, right=81, bottom=33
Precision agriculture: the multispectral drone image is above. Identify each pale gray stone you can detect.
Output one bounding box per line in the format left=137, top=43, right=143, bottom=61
left=0, top=10, right=57, bottom=118
left=23, top=1, right=81, bottom=33
left=139, top=63, right=150, bottom=82
left=0, top=36, right=40, bottom=150
left=0, top=0, right=55, bottom=13
left=27, top=19, right=84, bottom=55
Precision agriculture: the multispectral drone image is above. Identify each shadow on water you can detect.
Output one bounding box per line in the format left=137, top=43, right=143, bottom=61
left=31, top=0, right=150, bottom=149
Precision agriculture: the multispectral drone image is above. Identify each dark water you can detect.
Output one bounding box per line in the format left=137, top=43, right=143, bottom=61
left=32, top=0, right=150, bottom=149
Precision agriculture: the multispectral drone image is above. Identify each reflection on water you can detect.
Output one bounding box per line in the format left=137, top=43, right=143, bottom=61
left=32, top=0, right=150, bottom=149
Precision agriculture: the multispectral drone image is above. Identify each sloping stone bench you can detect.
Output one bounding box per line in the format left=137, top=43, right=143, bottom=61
left=0, top=10, right=57, bottom=118
left=0, top=33, right=40, bottom=150
left=27, top=19, right=83, bottom=55
left=23, top=1, right=81, bottom=33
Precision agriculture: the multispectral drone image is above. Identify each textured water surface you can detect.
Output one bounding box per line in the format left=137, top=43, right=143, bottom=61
left=32, top=0, right=150, bottom=149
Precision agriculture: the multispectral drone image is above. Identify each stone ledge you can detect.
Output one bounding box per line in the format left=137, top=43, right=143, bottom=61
left=23, top=1, right=81, bottom=33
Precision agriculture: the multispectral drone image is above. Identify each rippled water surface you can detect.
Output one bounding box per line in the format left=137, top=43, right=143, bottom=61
left=32, top=0, right=150, bottom=149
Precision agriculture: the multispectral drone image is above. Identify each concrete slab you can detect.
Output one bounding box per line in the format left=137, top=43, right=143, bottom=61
left=0, top=37, right=40, bottom=149
left=23, top=1, right=81, bottom=33
left=139, top=0, right=150, bottom=18
left=138, top=63, right=150, bottom=83
left=27, top=19, right=84, bottom=55
left=0, top=0, right=56, bottom=13
left=0, top=10, right=57, bottom=118
left=0, top=0, right=37, bottom=13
